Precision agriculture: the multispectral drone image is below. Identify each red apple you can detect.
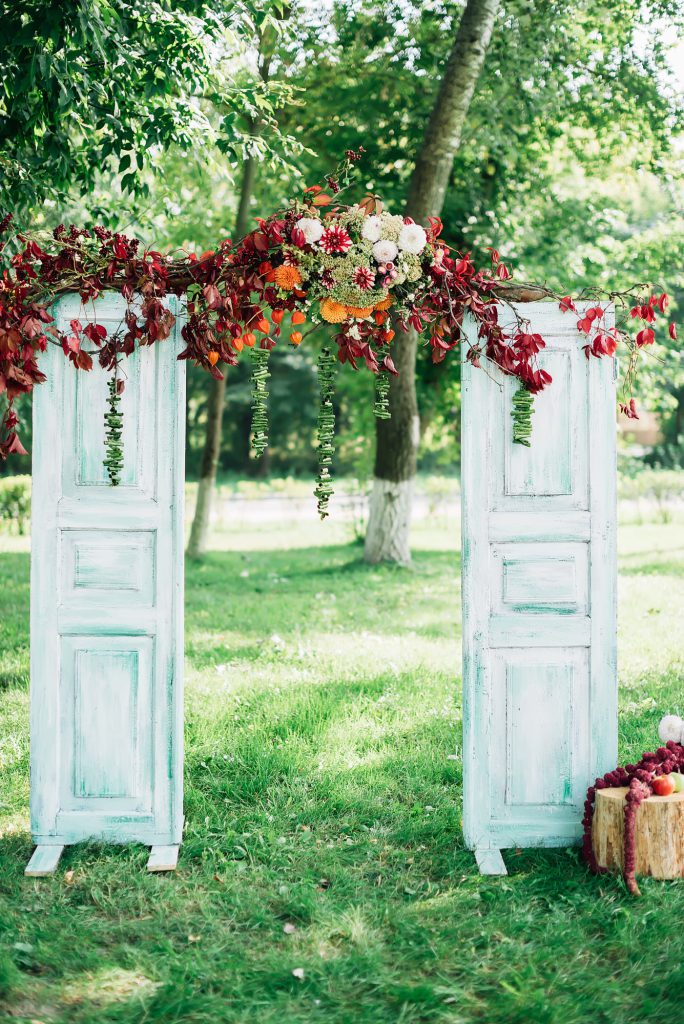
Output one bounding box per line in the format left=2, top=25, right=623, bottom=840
left=652, top=774, right=676, bottom=797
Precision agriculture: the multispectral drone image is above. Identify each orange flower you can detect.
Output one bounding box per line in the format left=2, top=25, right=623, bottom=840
left=291, top=310, right=306, bottom=325
left=271, top=309, right=285, bottom=324
left=374, top=296, right=393, bottom=311
left=274, top=265, right=303, bottom=290
left=242, top=332, right=256, bottom=347
left=345, top=305, right=374, bottom=318
left=290, top=331, right=303, bottom=346
left=320, top=298, right=347, bottom=323
left=256, top=318, right=271, bottom=333
left=207, top=350, right=219, bottom=366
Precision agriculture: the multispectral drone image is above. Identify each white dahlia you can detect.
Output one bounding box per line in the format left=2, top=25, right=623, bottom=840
left=361, top=215, right=383, bottom=243
left=296, top=217, right=324, bottom=244
left=398, top=223, right=427, bottom=254
left=372, top=239, right=398, bottom=264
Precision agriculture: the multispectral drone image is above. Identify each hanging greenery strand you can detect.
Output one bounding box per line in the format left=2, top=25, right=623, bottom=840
left=511, top=384, right=534, bottom=446
left=373, top=370, right=391, bottom=421
left=103, top=366, right=124, bottom=485
left=314, top=347, right=337, bottom=519
left=250, top=346, right=271, bottom=457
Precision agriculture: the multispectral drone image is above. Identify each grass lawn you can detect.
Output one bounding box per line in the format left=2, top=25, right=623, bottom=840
left=1, top=507, right=684, bottom=1023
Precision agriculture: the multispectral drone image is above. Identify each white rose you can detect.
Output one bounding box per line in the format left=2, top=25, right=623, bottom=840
left=361, top=215, right=383, bottom=243
left=398, top=223, right=427, bottom=254
left=296, top=217, right=324, bottom=244
left=372, top=240, right=398, bottom=264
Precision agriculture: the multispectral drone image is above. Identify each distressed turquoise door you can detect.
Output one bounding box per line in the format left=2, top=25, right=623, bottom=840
left=30, top=293, right=185, bottom=850
left=461, top=302, right=617, bottom=873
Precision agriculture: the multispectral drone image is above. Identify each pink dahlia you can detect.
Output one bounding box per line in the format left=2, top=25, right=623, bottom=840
left=353, top=266, right=374, bottom=290
left=319, top=225, right=352, bottom=254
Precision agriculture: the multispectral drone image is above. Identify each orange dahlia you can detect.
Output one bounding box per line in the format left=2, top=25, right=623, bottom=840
left=274, top=265, right=303, bottom=290
left=320, top=299, right=348, bottom=324
left=374, top=295, right=393, bottom=311
left=345, top=305, right=374, bottom=318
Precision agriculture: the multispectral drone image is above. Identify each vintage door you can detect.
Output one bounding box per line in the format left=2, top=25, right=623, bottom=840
left=461, top=302, right=617, bottom=874
left=28, top=293, right=185, bottom=872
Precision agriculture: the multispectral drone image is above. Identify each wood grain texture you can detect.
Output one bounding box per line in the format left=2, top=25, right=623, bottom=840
left=30, top=294, right=186, bottom=847
left=462, top=302, right=617, bottom=856
left=593, top=787, right=684, bottom=879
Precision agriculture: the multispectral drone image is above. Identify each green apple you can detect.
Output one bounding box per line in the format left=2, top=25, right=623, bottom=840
left=670, top=772, right=684, bottom=793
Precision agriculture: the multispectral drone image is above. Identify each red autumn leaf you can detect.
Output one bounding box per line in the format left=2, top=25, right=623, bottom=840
left=76, top=350, right=93, bottom=371
left=559, top=296, right=576, bottom=313
left=635, top=328, right=655, bottom=347
left=577, top=317, right=593, bottom=334
left=669, top=323, right=677, bottom=340
left=83, top=323, right=107, bottom=345
left=253, top=232, right=270, bottom=253
left=495, top=263, right=511, bottom=280
left=358, top=195, right=383, bottom=216
left=303, top=185, right=322, bottom=194
left=658, top=292, right=669, bottom=313
left=311, top=193, right=333, bottom=207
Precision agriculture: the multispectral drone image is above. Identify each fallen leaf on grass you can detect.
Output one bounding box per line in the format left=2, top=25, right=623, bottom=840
left=292, top=968, right=305, bottom=980
left=283, top=922, right=297, bottom=934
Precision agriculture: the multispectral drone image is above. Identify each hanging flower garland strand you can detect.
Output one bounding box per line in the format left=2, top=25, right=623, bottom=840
left=373, top=370, right=391, bottom=421
left=103, top=366, right=124, bottom=485
left=314, top=346, right=337, bottom=518
left=511, top=384, right=534, bottom=446
left=250, top=347, right=271, bottom=458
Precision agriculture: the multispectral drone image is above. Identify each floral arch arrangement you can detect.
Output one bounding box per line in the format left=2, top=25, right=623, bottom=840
left=0, top=153, right=676, bottom=515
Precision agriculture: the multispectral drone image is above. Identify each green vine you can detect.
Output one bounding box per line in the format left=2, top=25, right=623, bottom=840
left=511, top=384, right=534, bottom=446
left=314, top=347, right=337, bottom=519
left=250, top=347, right=271, bottom=457
left=373, top=370, right=391, bottom=420
left=103, top=367, right=124, bottom=485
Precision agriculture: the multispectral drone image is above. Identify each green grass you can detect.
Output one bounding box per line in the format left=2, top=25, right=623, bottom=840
left=2, top=511, right=684, bottom=1023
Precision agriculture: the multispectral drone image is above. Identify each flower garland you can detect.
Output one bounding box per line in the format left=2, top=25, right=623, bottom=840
left=0, top=154, right=677, bottom=514
left=313, top=347, right=336, bottom=518
left=582, top=741, right=684, bottom=896
left=103, top=364, right=124, bottom=485
left=249, top=347, right=271, bottom=458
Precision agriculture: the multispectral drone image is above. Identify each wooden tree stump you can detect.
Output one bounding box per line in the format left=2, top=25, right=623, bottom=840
left=593, top=787, right=684, bottom=879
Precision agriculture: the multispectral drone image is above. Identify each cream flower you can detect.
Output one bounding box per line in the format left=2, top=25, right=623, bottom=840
left=398, top=223, right=427, bottom=254
left=372, top=239, right=398, bottom=264
left=296, top=217, right=324, bottom=244
left=361, top=215, right=383, bottom=243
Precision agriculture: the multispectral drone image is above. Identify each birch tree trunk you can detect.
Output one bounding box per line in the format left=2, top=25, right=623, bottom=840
left=364, top=0, right=500, bottom=566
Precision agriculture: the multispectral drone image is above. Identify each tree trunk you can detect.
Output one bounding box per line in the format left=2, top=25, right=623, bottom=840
left=593, top=787, right=684, bottom=880
left=186, top=154, right=257, bottom=559
left=364, top=0, right=500, bottom=565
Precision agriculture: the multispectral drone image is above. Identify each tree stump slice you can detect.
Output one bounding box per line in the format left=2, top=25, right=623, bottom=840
left=592, top=787, right=684, bottom=879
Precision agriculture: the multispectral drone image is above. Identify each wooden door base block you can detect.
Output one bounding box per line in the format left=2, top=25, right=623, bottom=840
left=25, top=845, right=64, bottom=877
left=147, top=845, right=180, bottom=872
left=475, top=848, right=507, bottom=875
left=593, top=787, right=684, bottom=879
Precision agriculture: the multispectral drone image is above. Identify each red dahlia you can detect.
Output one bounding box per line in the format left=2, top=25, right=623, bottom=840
left=319, top=225, right=352, bottom=254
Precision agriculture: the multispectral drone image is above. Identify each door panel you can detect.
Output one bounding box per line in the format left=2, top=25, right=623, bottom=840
left=30, top=293, right=185, bottom=845
left=462, top=302, right=617, bottom=851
